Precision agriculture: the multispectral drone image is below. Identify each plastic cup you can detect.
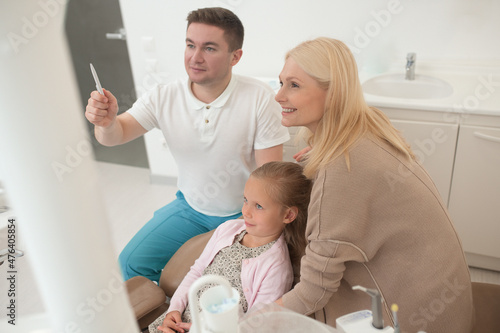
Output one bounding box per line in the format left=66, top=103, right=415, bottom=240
left=199, top=285, right=240, bottom=333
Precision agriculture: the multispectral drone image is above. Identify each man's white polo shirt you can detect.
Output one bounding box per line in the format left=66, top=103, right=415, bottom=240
left=127, top=74, right=289, bottom=216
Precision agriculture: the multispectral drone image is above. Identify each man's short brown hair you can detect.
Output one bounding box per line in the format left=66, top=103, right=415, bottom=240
left=187, top=7, right=244, bottom=52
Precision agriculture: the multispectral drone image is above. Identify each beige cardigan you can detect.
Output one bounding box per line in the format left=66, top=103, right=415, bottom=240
left=282, top=136, right=474, bottom=333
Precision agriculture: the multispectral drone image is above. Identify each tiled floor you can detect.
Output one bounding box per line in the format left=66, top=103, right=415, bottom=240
left=0, top=161, right=499, bottom=321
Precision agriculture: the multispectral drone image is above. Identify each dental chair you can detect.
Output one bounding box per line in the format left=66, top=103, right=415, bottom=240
left=471, top=281, right=500, bottom=333
left=125, top=230, right=500, bottom=333
left=125, top=229, right=215, bottom=331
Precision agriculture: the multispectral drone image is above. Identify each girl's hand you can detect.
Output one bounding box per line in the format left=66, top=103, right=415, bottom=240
left=158, top=311, right=188, bottom=333
left=175, top=322, right=192, bottom=331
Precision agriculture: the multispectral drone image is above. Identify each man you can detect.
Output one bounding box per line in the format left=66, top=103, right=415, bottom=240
left=85, top=7, right=289, bottom=282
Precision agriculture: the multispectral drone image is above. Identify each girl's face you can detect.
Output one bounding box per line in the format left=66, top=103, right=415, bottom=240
left=275, top=57, right=328, bottom=133
left=242, top=176, right=295, bottom=245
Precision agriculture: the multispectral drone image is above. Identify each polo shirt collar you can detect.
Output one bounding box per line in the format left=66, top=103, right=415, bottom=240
left=187, top=74, right=238, bottom=110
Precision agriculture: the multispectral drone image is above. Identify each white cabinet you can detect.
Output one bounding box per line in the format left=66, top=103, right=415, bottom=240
left=448, top=125, right=500, bottom=271
left=143, top=129, right=178, bottom=185
left=390, top=119, right=459, bottom=205
left=379, top=107, right=500, bottom=271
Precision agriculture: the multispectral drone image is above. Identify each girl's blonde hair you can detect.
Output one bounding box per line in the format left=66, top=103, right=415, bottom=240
left=286, top=37, right=414, bottom=178
left=251, top=161, right=312, bottom=271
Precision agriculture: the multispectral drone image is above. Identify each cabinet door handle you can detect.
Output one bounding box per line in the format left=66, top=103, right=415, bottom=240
left=106, top=28, right=127, bottom=41
left=474, top=131, right=500, bottom=144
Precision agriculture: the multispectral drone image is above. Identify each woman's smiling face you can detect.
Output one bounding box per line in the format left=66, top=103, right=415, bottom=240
left=275, top=57, right=328, bottom=133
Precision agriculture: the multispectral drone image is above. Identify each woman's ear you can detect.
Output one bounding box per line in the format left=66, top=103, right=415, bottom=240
left=284, top=206, right=299, bottom=224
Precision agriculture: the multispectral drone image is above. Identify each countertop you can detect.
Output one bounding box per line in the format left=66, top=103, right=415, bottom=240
left=360, top=62, right=500, bottom=117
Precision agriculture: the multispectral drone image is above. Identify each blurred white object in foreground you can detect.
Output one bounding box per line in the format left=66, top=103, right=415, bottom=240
left=0, top=2, right=138, bottom=332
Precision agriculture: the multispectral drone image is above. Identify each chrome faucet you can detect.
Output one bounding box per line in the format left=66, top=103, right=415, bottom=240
left=405, top=52, right=416, bottom=80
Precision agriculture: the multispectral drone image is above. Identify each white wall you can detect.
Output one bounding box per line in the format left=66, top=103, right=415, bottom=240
left=119, top=0, right=500, bottom=179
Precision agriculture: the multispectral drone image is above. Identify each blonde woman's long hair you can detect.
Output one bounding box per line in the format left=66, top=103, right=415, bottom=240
left=286, top=37, right=414, bottom=178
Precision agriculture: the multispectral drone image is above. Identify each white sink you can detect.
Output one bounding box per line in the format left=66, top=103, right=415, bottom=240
left=362, top=74, right=453, bottom=99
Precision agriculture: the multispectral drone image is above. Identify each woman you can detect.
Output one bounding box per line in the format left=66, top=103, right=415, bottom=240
left=274, top=37, right=474, bottom=333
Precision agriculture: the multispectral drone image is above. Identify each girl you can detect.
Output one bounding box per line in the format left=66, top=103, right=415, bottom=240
left=274, top=37, right=474, bottom=333
left=149, top=161, right=312, bottom=333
